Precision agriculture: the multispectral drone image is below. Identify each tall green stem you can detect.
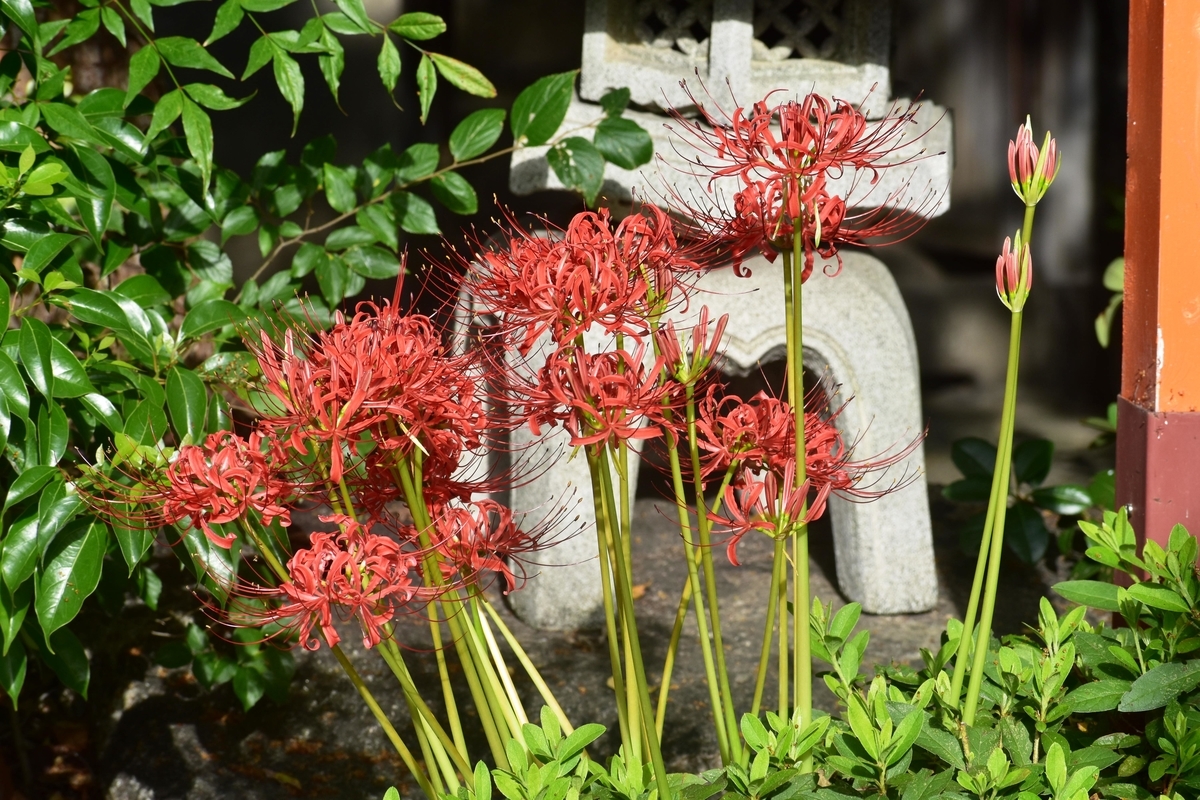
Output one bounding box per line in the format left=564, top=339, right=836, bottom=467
left=481, top=600, right=575, bottom=735
left=655, top=576, right=693, bottom=739
left=962, top=311, right=1024, bottom=725
left=751, top=540, right=785, bottom=718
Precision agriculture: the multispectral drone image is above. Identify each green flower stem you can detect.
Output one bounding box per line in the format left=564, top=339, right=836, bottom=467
left=458, top=598, right=523, bottom=739
left=664, top=430, right=731, bottom=762
left=593, top=444, right=672, bottom=800
left=789, top=235, right=813, bottom=764
left=685, top=385, right=741, bottom=764
left=948, top=408, right=1011, bottom=706
left=585, top=447, right=633, bottom=753
left=330, top=643, right=436, bottom=800
left=616, top=442, right=644, bottom=766
left=395, top=458, right=510, bottom=769
left=377, top=634, right=472, bottom=780
left=778, top=560, right=789, bottom=720
left=751, top=540, right=785, bottom=719
left=481, top=599, right=575, bottom=735
left=237, top=518, right=289, bottom=584
left=962, top=310, right=1024, bottom=725
left=474, top=594, right=530, bottom=726
left=655, top=575, right=693, bottom=739
left=427, top=601, right=469, bottom=762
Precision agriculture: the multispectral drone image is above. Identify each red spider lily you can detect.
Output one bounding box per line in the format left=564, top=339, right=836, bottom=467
left=527, top=343, right=672, bottom=448
left=995, top=232, right=1033, bottom=312
left=1008, top=116, right=1060, bottom=207
left=253, top=514, right=423, bottom=650
left=120, top=429, right=293, bottom=548
left=695, top=389, right=796, bottom=478
left=709, top=463, right=809, bottom=566
left=431, top=499, right=549, bottom=593
left=249, top=295, right=485, bottom=484
left=654, top=306, right=729, bottom=385
left=463, top=207, right=700, bottom=353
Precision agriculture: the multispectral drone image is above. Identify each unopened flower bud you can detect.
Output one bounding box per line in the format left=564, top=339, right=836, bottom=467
left=995, top=232, right=1033, bottom=312
left=1008, top=116, right=1060, bottom=207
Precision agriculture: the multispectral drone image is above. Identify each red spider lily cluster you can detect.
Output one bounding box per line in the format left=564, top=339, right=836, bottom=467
left=668, top=86, right=937, bottom=276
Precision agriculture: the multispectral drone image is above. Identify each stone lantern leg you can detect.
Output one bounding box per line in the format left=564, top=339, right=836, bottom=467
left=493, top=0, right=953, bottom=628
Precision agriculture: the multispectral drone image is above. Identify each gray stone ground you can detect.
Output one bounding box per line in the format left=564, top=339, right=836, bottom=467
left=84, top=483, right=1078, bottom=800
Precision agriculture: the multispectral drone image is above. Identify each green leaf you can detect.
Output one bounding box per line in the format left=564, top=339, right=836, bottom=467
left=221, top=206, right=259, bottom=243
left=3, top=466, right=56, bottom=514
left=942, top=476, right=993, bottom=503
left=1, top=512, right=39, bottom=590
left=37, top=477, right=84, bottom=554
left=332, top=0, right=372, bottom=32
left=511, top=71, right=576, bottom=146
left=1031, top=484, right=1092, bottom=515
left=547, top=136, right=605, bottom=205
left=0, top=0, right=37, bottom=38
left=115, top=274, right=171, bottom=307
left=206, top=0, right=244, bottom=45
left=391, top=191, right=439, bottom=234
left=1013, top=438, right=1053, bottom=486
left=18, top=317, right=53, bottom=398
left=101, top=6, right=126, bottom=46
left=181, top=97, right=214, bottom=188
left=156, top=36, right=234, bottom=79
left=273, top=50, right=305, bottom=135
left=430, top=171, right=477, bottom=215
left=951, top=437, right=996, bottom=479
left=1005, top=501, right=1049, bottom=563
left=324, top=226, right=375, bottom=251
left=80, top=393, right=121, bottom=433
left=429, top=52, right=495, bottom=98
left=166, top=366, right=207, bottom=443
left=389, top=12, right=445, bottom=40
left=243, top=36, right=274, bottom=80
left=290, top=242, right=326, bottom=278
left=377, top=34, right=400, bottom=93
left=180, top=298, right=245, bottom=340
left=0, top=638, right=25, bottom=703
left=1119, top=660, right=1200, bottom=712
left=0, top=352, right=27, bottom=419
left=415, top=54, right=436, bottom=124
left=449, top=108, right=505, bottom=161
left=146, top=88, right=184, bottom=140
left=1064, top=679, right=1131, bottom=713
left=355, top=204, right=398, bottom=251
left=315, top=254, right=348, bottom=304
left=65, top=147, right=115, bottom=246
left=323, top=163, right=356, bottom=213
left=22, top=233, right=77, bottom=275
left=130, top=0, right=154, bottom=30
left=1103, top=257, right=1124, bottom=292
left=233, top=665, right=266, bottom=710
left=0, top=123, right=50, bottom=154
left=395, top=142, right=439, bottom=183
left=593, top=117, right=653, bottom=169
left=40, top=102, right=97, bottom=142
left=48, top=337, right=93, bottom=398
left=46, top=9, right=100, bottom=56
left=184, top=83, right=251, bottom=111
left=317, top=28, right=345, bottom=103
left=344, top=245, right=400, bottom=279
left=1054, top=579, right=1121, bottom=611
left=35, top=520, right=104, bottom=640
left=38, top=626, right=90, bottom=697
left=886, top=710, right=923, bottom=766
left=740, top=713, right=768, bottom=749
left=1126, top=582, right=1190, bottom=613
left=114, top=521, right=155, bottom=574
left=560, top=723, right=605, bottom=760
left=600, top=87, right=630, bottom=117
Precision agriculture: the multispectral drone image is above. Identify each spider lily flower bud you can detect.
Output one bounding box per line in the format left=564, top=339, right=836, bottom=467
left=654, top=307, right=729, bottom=385
left=1007, top=116, right=1060, bottom=207
left=996, top=232, right=1033, bottom=312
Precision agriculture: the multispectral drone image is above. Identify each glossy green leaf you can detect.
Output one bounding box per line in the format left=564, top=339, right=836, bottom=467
left=951, top=437, right=996, bottom=479
left=0, top=511, right=39, bottom=590
left=66, top=146, right=115, bottom=245
left=35, top=519, right=104, bottom=640
left=206, top=0, right=244, bottom=45
left=3, top=465, right=56, bottom=514
left=123, top=399, right=168, bottom=445
left=377, top=34, right=401, bottom=93
left=430, top=171, right=477, bottom=215
left=37, top=401, right=68, bottom=464
left=1064, top=679, right=1131, bottom=713
left=323, top=163, right=356, bottom=213
left=37, top=626, right=89, bottom=697
left=114, top=518, right=155, bottom=574
left=180, top=298, right=245, bottom=340
left=1031, top=484, right=1093, bottom=515
left=318, top=28, right=345, bottom=103
left=21, top=233, right=77, bottom=275
left=181, top=96, right=213, bottom=189
left=324, top=225, right=375, bottom=250
left=1126, top=582, right=1190, bottom=613
left=391, top=191, right=439, bottom=234
left=0, top=122, right=51, bottom=154
left=243, top=36, right=274, bottom=80
left=48, top=338, right=93, bottom=398
left=415, top=54, right=436, bottom=124
left=0, top=352, right=27, bottom=419
left=395, top=142, right=439, bottom=183
left=355, top=203, right=398, bottom=251
left=184, top=83, right=251, bottom=111
left=1013, top=438, right=1054, bottom=486
left=547, top=136, right=605, bottom=205
left=157, top=36, right=234, bottom=78
left=1054, top=579, right=1121, bottom=612
left=18, top=317, right=53, bottom=398
left=166, top=366, right=207, bottom=443
left=0, top=0, right=37, bottom=38
left=332, top=0, right=372, bottom=32
left=449, top=108, right=505, bottom=162
left=290, top=242, right=326, bottom=278
left=114, top=274, right=171, bottom=307
left=388, top=11, right=445, bottom=40
left=177, top=525, right=238, bottom=605
left=600, top=87, right=630, bottom=117
left=511, top=71, right=576, bottom=146
left=1119, top=660, right=1200, bottom=712
left=344, top=245, right=400, bottom=279
left=40, top=103, right=98, bottom=143
left=1005, top=501, right=1049, bottom=563
left=593, top=116, right=653, bottom=169
left=429, top=53, right=495, bottom=98
left=273, top=49, right=304, bottom=134
left=80, top=393, right=121, bottom=433
left=36, top=476, right=83, bottom=555
left=315, top=254, right=348, bottom=304
left=233, top=665, right=266, bottom=710
left=1089, top=468, right=1116, bottom=511
left=145, top=87, right=184, bottom=141
left=941, top=476, right=992, bottom=503
left=0, top=638, right=25, bottom=705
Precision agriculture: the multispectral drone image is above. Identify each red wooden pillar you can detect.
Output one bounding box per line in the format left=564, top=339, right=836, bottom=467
left=1117, top=1, right=1200, bottom=544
